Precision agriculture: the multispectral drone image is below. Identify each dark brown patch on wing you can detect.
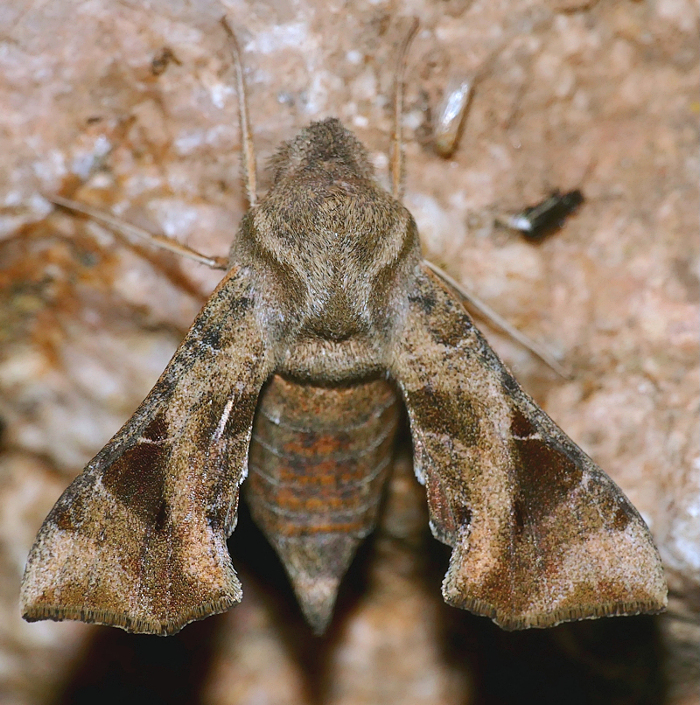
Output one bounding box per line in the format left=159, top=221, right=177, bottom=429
left=101, top=412, right=170, bottom=527
left=222, top=391, right=260, bottom=439
left=452, top=504, right=472, bottom=533
left=510, top=408, right=583, bottom=519
left=612, top=502, right=634, bottom=531
left=427, top=308, right=474, bottom=348
left=406, top=386, right=480, bottom=446
left=153, top=500, right=168, bottom=533
left=511, top=406, right=536, bottom=438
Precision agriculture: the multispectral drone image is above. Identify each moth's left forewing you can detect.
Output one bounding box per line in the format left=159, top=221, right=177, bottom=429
left=389, top=265, right=667, bottom=630
left=20, top=266, right=275, bottom=635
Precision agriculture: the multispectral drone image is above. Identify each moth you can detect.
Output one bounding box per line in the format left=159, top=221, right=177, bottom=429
left=497, top=189, right=585, bottom=241
left=20, top=20, right=666, bottom=637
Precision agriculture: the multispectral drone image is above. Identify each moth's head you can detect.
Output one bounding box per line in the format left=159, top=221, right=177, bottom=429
left=267, top=118, right=376, bottom=186
left=232, top=118, right=421, bottom=354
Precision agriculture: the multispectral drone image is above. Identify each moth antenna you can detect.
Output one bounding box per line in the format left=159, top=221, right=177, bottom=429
left=390, top=17, right=419, bottom=201
left=424, top=259, right=571, bottom=379
left=220, top=17, right=258, bottom=207
left=48, top=194, right=228, bottom=269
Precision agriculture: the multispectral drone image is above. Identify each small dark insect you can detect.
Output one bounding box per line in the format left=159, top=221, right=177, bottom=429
left=498, top=189, right=585, bottom=241
left=20, top=20, right=665, bottom=637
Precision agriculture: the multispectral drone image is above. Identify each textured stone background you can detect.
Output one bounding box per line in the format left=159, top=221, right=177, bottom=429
left=0, top=0, right=697, bottom=703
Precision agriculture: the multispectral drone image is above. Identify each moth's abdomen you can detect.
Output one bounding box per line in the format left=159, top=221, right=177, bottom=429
left=246, top=374, right=399, bottom=632
left=248, top=375, right=398, bottom=535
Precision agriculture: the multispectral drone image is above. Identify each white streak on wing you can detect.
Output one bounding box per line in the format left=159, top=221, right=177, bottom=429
left=512, top=433, right=542, bottom=441
left=213, top=398, right=236, bottom=444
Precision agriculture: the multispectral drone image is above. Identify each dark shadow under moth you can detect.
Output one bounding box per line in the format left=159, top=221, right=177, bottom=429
left=20, top=22, right=666, bottom=637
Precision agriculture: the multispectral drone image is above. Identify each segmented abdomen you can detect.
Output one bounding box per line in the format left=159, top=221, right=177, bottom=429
left=246, top=374, right=399, bottom=540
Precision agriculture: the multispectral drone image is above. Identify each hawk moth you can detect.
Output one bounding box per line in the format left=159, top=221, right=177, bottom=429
left=20, top=21, right=667, bottom=637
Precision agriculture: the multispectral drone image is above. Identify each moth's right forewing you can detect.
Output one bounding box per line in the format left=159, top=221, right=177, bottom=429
left=389, top=266, right=667, bottom=630
left=20, top=266, right=275, bottom=635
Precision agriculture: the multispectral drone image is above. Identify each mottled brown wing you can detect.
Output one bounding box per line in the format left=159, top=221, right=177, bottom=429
left=20, top=266, right=274, bottom=635
left=389, top=265, right=667, bottom=630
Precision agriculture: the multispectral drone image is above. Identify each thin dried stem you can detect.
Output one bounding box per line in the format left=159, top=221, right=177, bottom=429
left=221, top=17, right=258, bottom=207
left=425, top=259, right=571, bottom=379
left=49, top=195, right=228, bottom=270
left=390, top=17, right=419, bottom=201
